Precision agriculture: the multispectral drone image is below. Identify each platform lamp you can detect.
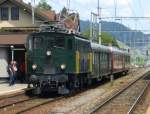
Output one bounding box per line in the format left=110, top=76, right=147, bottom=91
left=10, top=45, right=14, bottom=61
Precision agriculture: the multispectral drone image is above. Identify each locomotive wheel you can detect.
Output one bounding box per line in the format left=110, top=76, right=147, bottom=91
left=74, top=78, right=80, bottom=89
left=33, top=87, right=41, bottom=95
left=27, top=84, right=31, bottom=88
left=58, top=84, right=69, bottom=95
left=79, top=77, right=83, bottom=89
left=122, top=71, right=126, bottom=76
left=125, top=71, right=128, bottom=75
left=97, top=76, right=102, bottom=82
left=68, top=81, right=75, bottom=94
left=67, top=75, right=80, bottom=94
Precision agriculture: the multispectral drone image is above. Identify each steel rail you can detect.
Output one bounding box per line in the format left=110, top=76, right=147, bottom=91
left=127, top=80, right=150, bottom=114
left=88, top=72, right=150, bottom=114
left=16, top=96, right=63, bottom=114
left=0, top=97, right=37, bottom=109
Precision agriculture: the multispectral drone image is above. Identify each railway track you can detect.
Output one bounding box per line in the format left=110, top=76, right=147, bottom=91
left=0, top=96, right=37, bottom=109
left=0, top=88, right=34, bottom=110
left=88, top=72, right=150, bottom=114
left=15, top=96, right=63, bottom=114
left=0, top=97, right=63, bottom=114
left=0, top=83, right=64, bottom=114
left=0, top=86, right=64, bottom=114
left=127, top=80, right=150, bottom=114
left=0, top=82, right=104, bottom=114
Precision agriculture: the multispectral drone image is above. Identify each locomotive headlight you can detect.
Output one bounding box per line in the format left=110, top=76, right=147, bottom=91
left=61, top=64, right=66, bottom=70
left=46, top=51, right=51, bottom=56
left=32, top=64, right=37, bottom=70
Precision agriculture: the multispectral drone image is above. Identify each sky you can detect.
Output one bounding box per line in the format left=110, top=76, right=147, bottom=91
left=24, top=0, right=150, bottom=33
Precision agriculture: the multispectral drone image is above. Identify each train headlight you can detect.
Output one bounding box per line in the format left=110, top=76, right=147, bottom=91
left=61, top=64, right=66, bottom=70
left=32, top=64, right=37, bottom=70
left=46, top=51, right=51, bottom=56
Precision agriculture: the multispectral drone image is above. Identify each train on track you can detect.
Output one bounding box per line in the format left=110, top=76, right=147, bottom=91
left=26, top=25, right=130, bottom=95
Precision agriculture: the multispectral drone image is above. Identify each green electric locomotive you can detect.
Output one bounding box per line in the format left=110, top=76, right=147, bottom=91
left=26, top=25, right=130, bottom=94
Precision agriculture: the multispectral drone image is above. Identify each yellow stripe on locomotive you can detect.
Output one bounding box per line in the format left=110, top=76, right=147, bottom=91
left=89, top=52, right=93, bottom=73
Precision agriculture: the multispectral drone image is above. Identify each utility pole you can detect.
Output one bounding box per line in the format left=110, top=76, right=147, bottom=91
left=32, top=0, right=35, bottom=25
left=90, top=0, right=102, bottom=44
left=132, top=19, right=138, bottom=49
left=98, top=0, right=101, bottom=44
left=67, top=0, right=70, bottom=11
left=90, top=12, right=98, bottom=43
left=90, top=12, right=93, bottom=42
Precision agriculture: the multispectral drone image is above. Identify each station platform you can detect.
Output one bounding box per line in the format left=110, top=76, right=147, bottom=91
left=0, top=81, right=27, bottom=96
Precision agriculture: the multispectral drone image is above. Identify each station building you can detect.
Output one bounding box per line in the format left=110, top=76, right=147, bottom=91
left=0, top=0, right=56, bottom=78
left=0, top=0, right=79, bottom=78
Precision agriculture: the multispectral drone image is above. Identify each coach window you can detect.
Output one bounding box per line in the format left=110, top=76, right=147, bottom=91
left=67, top=39, right=73, bottom=50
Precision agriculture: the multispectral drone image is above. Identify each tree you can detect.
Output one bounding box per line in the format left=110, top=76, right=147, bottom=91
left=37, top=0, right=51, bottom=10
left=101, top=32, right=119, bottom=47
left=61, top=7, right=68, bottom=16
left=82, top=29, right=90, bottom=39
left=82, top=29, right=119, bottom=47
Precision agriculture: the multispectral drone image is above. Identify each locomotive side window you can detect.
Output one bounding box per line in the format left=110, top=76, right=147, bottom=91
left=67, top=39, right=72, bottom=50
left=33, top=37, right=43, bottom=49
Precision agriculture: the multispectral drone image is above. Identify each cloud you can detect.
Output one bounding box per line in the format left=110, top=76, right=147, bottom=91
left=75, top=0, right=97, bottom=6
left=143, top=9, right=150, bottom=17
left=118, top=8, right=132, bottom=17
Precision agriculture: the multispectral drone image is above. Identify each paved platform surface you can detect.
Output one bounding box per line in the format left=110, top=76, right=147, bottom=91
left=0, top=80, right=8, bottom=84
left=0, top=82, right=27, bottom=96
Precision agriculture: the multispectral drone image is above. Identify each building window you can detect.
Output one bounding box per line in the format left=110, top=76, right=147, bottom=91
left=11, top=7, right=19, bottom=20
left=0, top=7, right=9, bottom=20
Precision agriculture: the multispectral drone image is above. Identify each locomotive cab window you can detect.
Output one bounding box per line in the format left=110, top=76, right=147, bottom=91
left=67, top=39, right=73, bottom=50
left=33, top=37, right=43, bottom=49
